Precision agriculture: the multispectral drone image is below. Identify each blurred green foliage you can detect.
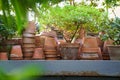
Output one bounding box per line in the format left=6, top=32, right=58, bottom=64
left=38, top=5, right=108, bottom=42
left=0, top=15, right=17, bottom=40
left=0, top=0, right=63, bottom=34
left=101, top=17, right=120, bottom=45
left=0, top=64, right=43, bottom=80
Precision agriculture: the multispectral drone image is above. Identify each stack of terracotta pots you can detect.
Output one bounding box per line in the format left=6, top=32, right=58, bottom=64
left=10, top=45, right=23, bottom=60
left=22, top=21, right=35, bottom=60
left=32, top=48, right=45, bottom=60
left=44, top=37, right=58, bottom=60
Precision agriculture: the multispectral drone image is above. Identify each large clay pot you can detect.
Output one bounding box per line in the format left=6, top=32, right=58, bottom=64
left=44, top=37, right=57, bottom=52
left=60, top=43, right=79, bottom=60
left=44, top=37, right=57, bottom=47
left=80, top=37, right=103, bottom=60
left=0, top=52, right=8, bottom=60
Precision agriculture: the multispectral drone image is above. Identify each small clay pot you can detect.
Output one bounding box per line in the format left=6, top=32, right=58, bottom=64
left=32, top=48, right=45, bottom=60
left=10, top=45, right=23, bottom=58
left=0, top=52, right=8, bottom=60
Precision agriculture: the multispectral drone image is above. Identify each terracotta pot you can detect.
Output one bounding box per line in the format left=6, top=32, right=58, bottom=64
left=60, top=43, right=79, bottom=60
left=0, top=52, right=8, bottom=60
left=107, top=45, right=120, bottom=60
left=44, top=36, right=58, bottom=52
left=82, top=37, right=98, bottom=48
left=103, top=39, right=114, bottom=54
left=44, top=37, right=57, bottom=47
left=10, top=45, right=23, bottom=59
left=32, top=48, right=45, bottom=60
left=80, top=37, right=103, bottom=60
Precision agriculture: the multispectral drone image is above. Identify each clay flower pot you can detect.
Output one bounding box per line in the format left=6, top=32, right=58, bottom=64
left=60, top=43, right=79, bottom=60
left=32, top=48, right=45, bottom=60
left=0, top=52, right=8, bottom=60
left=80, top=37, right=103, bottom=60
left=10, top=45, right=23, bottom=60
left=107, top=45, right=120, bottom=60
left=103, top=39, right=114, bottom=54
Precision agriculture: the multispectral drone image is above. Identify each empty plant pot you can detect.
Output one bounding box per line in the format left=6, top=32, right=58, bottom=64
left=107, top=45, right=120, bottom=60
left=32, top=48, right=45, bottom=60
left=60, top=43, right=79, bottom=60
left=10, top=45, right=23, bottom=59
left=0, top=52, right=8, bottom=60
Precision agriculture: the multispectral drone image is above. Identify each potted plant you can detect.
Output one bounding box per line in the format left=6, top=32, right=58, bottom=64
left=0, top=15, right=16, bottom=60
left=101, top=17, right=120, bottom=60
